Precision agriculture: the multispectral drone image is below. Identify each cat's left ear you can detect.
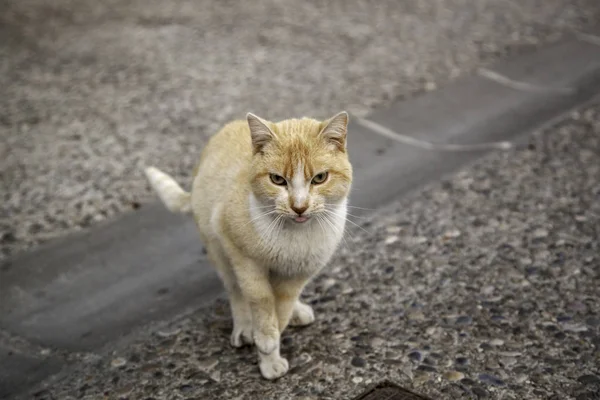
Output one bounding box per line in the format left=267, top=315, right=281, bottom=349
left=319, top=111, right=349, bottom=152
left=247, top=113, right=275, bottom=154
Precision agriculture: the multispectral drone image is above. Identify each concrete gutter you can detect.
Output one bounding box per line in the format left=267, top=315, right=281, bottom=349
left=2, top=34, right=600, bottom=399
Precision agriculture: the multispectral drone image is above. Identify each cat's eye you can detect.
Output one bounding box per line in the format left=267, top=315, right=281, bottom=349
left=270, top=174, right=287, bottom=186
left=311, top=172, right=328, bottom=185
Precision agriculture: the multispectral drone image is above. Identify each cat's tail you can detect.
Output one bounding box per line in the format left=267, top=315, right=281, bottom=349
left=143, top=166, right=192, bottom=214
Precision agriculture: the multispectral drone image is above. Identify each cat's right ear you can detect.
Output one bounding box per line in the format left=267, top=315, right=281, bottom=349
left=247, top=113, right=274, bottom=154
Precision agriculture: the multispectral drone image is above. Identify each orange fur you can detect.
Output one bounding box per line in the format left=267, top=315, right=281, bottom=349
left=144, top=111, right=352, bottom=380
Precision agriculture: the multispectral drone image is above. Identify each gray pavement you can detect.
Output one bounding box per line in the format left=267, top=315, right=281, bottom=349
left=29, top=99, right=600, bottom=400
left=2, top=0, right=600, bottom=261
left=3, top=33, right=600, bottom=398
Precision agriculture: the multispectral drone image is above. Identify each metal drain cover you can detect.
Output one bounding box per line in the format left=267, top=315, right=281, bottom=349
left=351, top=381, right=433, bottom=400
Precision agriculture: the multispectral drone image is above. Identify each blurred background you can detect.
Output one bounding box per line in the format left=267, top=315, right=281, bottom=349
left=1, top=0, right=599, bottom=262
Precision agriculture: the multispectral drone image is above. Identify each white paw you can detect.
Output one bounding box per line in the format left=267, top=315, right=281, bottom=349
left=290, top=302, right=315, bottom=327
left=253, top=330, right=279, bottom=354
left=259, top=355, right=289, bottom=380
left=230, top=321, right=254, bottom=348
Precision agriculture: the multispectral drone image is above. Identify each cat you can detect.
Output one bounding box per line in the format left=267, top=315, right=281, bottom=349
left=144, top=111, right=352, bottom=379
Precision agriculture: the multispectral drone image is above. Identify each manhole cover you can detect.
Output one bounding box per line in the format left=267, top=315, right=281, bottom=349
left=351, top=381, right=433, bottom=400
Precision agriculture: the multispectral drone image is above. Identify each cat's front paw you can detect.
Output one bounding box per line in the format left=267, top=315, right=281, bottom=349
left=230, top=322, right=254, bottom=348
left=289, top=302, right=315, bottom=327
left=253, top=330, right=279, bottom=354
left=259, top=355, right=289, bottom=380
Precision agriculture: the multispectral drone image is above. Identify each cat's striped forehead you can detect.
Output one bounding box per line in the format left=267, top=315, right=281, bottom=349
left=279, top=144, right=320, bottom=180
left=271, top=118, right=326, bottom=180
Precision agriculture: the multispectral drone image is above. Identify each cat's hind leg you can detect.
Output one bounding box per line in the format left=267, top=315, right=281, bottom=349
left=228, top=284, right=254, bottom=347
left=289, top=301, right=315, bottom=327
left=204, top=238, right=253, bottom=347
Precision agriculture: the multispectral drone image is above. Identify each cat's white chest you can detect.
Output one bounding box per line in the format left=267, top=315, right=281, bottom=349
left=250, top=199, right=347, bottom=277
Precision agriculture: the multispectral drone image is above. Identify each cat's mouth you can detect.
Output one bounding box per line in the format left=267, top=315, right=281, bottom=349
left=293, top=215, right=310, bottom=223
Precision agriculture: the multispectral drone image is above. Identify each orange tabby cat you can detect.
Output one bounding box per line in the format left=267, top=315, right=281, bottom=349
left=144, top=112, right=352, bottom=379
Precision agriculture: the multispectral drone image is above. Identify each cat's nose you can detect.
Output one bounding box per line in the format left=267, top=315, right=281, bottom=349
left=291, top=204, right=308, bottom=215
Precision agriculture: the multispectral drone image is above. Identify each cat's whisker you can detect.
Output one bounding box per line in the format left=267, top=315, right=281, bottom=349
left=267, top=215, right=285, bottom=241
left=325, top=203, right=374, bottom=211
left=257, top=213, right=281, bottom=244
left=344, top=217, right=371, bottom=235
left=242, top=209, right=278, bottom=230
left=320, top=212, right=350, bottom=249
left=347, top=206, right=374, bottom=211
left=326, top=207, right=366, bottom=220
left=319, top=212, right=338, bottom=234
left=342, top=224, right=357, bottom=241
left=250, top=209, right=277, bottom=220
left=315, top=215, right=327, bottom=236
left=339, top=227, right=352, bottom=249
left=251, top=204, right=277, bottom=210
left=345, top=214, right=365, bottom=220
left=322, top=209, right=371, bottom=235
left=267, top=214, right=283, bottom=238
left=274, top=214, right=286, bottom=237
left=337, top=217, right=357, bottom=244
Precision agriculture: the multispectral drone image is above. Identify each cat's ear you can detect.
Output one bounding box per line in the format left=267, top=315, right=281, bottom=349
left=247, top=113, right=274, bottom=154
left=319, top=111, right=349, bottom=151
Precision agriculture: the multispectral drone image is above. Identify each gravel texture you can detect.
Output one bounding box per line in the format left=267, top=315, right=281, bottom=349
left=2, top=0, right=600, bottom=261
left=32, top=101, right=600, bottom=399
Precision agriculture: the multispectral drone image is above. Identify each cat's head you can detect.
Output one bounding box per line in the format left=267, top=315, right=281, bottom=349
left=248, top=111, right=352, bottom=224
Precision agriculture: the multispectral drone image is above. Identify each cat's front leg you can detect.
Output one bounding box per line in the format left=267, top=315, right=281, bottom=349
left=272, top=278, right=313, bottom=333
left=234, top=259, right=288, bottom=380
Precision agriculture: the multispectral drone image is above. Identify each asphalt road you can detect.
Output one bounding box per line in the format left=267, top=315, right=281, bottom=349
left=33, top=97, right=600, bottom=400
